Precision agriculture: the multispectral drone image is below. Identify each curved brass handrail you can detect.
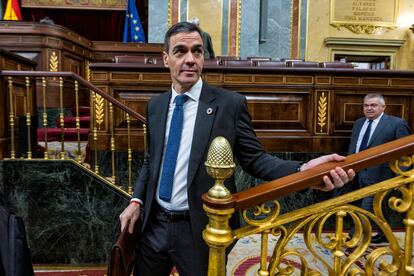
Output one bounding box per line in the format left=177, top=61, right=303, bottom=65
left=203, top=134, right=414, bottom=210
left=0, top=70, right=147, bottom=123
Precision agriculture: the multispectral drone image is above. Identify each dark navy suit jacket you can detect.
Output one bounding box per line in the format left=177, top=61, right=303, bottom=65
left=349, top=113, right=411, bottom=186
left=132, top=82, right=299, bottom=260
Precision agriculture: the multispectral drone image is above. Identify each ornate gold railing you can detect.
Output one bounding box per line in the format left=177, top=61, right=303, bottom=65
left=0, top=70, right=146, bottom=197
left=203, top=135, right=414, bottom=275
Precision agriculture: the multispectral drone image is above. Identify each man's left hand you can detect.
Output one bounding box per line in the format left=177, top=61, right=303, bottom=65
left=300, top=153, right=355, bottom=191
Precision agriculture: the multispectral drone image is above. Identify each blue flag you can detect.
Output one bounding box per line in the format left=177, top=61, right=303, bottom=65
left=123, top=0, right=146, bottom=43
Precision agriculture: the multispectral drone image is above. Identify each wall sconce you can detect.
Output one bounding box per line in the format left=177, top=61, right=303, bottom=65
left=410, top=24, right=414, bottom=33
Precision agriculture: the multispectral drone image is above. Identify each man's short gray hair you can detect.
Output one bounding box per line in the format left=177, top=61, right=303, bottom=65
left=189, top=17, right=200, bottom=26
left=364, top=93, right=385, bottom=106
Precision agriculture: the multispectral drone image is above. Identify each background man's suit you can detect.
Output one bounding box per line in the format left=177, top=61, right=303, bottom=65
left=132, top=82, right=300, bottom=271
left=201, top=31, right=215, bottom=59
left=348, top=113, right=411, bottom=211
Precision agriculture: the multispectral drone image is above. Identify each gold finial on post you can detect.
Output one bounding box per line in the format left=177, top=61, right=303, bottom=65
left=205, top=136, right=236, bottom=199
left=203, top=136, right=236, bottom=276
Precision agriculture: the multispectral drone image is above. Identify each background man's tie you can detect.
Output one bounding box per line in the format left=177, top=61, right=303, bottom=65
left=159, top=94, right=188, bottom=202
left=359, top=120, right=373, bottom=152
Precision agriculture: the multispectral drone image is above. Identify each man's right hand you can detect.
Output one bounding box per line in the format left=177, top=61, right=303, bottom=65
left=119, top=202, right=141, bottom=234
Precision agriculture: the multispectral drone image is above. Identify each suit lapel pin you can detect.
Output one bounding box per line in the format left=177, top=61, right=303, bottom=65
left=206, top=108, right=213, bottom=115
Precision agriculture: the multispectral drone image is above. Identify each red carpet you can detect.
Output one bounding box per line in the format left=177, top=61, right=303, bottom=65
left=34, top=266, right=178, bottom=275
left=34, top=266, right=106, bottom=276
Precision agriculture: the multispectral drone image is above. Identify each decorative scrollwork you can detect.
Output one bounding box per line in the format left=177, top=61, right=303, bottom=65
left=388, top=186, right=412, bottom=213
left=317, top=92, right=327, bottom=132
left=231, top=171, right=413, bottom=274
left=265, top=205, right=401, bottom=275
left=365, top=247, right=399, bottom=274
left=271, top=249, right=314, bottom=275
left=242, top=200, right=281, bottom=226
left=390, top=154, right=414, bottom=176
left=331, top=24, right=394, bottom=34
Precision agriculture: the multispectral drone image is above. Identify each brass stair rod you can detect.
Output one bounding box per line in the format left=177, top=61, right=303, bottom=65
left=74, top=80, right=82, bottom=163
left=259, top=231, right=269, bottom=274
left=110, top=103, right=116, bottom=184
left=403, top=182, right=414, bottom=272
left=42, top=77, right=48, bottom=159
left=59, top=77, right=65, bottom=159
left=8, top=77, right=15, bottom=159
left=92, top=92, right=99, bottom=174
left=25, top=77, right=32, bottom=159
left=127, top=113, right=132, bottom=194
left=143, top=124, right=147, bottom=154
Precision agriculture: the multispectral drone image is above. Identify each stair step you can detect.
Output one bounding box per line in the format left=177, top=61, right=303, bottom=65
left=74, top=106, right=91, bottom=116
left=57, top=116, right=91, bottom=128
left=37, top=128, right=89, bottom=142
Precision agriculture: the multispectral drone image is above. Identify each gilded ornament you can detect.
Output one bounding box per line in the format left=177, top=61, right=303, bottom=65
left=332, top=24, right=394, bottom=34
left=49, top=52, right=58, bottom=72
left=94, top=94, right=105, bottom=130
left=85, top=60, right=90, bottom=81
left=317, top=92, right=327, bottom=132
left=205, top=136, right=235, bottom=199
left=242, top=201, right=280, bottom=226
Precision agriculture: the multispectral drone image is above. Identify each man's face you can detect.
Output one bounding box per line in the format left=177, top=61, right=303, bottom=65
left=163, top=31, right=204, bottom=93
left=363, top=97, right=385, bottom=120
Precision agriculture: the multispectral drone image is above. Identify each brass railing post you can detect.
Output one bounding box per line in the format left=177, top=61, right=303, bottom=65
left=403, top=181, right=414, bottom=274
left=41, top=77, right=48, bottom=159
left=7, top=77, right=16, bottom=159
left=25, top=77, right=32, bottom=159
left=202, top=136, right=236, bottom=276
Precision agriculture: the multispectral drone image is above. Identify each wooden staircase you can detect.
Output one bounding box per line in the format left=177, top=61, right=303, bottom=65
left=37, top=106, right=91, bottom=142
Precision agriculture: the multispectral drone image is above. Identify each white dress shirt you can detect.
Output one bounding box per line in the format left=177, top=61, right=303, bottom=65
left=355, top=112, right=384, bottom=153
left=156, top=78, right=202, bottom=211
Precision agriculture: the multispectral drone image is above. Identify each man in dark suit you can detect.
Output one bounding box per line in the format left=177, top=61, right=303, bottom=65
left=189, top=17, right=215, bottom=59
left=348, top=93, right=411, bottom=243
left=119, top=22, right=355, bottom=276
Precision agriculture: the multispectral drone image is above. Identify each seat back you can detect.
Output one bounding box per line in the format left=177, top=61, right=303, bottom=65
left=286, top=61, right=319, bottom=67
left=113, top=55, right=147, bottom=63
left=320, top=62, right=354, bottom=68
left=223, top=59, right=253, bottom=67
left=256, top=61, right=287, bottom=67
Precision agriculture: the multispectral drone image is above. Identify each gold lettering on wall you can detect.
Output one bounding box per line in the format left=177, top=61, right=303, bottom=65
left=330, top=0, right=398, bottom=34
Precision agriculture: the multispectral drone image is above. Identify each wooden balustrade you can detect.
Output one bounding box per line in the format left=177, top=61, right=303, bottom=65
left=0, top=70, right=147, bottom=194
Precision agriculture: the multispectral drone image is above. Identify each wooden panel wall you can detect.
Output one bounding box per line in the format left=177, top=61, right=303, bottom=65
left=89, top=64, right=414, bottom=153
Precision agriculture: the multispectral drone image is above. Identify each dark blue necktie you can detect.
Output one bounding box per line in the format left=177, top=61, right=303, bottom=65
left=159, top=94, right=188, bottom=202
left=359, top=120, right=373, bottom=152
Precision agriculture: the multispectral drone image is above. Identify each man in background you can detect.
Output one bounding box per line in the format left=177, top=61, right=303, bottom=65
left=348, top=93, right=411, bottom=243
left=189, top=17, right=215, bottom=59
